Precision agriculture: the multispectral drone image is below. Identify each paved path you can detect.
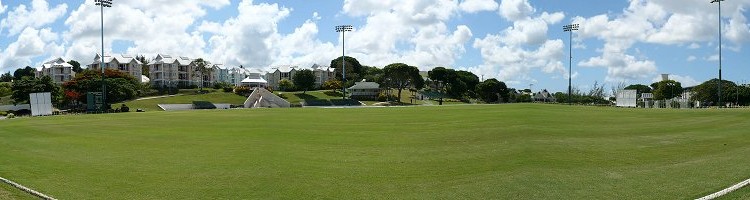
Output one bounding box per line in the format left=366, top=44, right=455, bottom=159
left=135, top=94, right=183, bottom=101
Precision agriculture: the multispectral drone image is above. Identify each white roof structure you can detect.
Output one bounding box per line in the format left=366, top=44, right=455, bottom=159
left=272, top=65, right=297, bottom=73
left=241, top=77, right=268, bottom=84
left=93, top=54, right=142, bottom=64
left=141, top=75, right=150, bottom=83
left=150, top=54, right=192, bottom=65
left=39, top=57, right=73, bottom=70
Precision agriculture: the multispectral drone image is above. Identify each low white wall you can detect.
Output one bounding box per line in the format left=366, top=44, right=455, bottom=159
left=0, top=104, right=31, bottom=111
left=157, top=104, right=193, bottom=111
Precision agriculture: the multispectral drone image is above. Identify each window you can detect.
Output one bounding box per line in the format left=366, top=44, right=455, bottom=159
left=119, top=64, right=127, bottom=71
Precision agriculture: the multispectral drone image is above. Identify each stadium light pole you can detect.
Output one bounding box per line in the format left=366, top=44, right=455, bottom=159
left=335, top=25, right=353, bottom=100
left=563, top=23, right=579, bottom=105
left=711, top=0, right=724, bottom=107
left=96, top=0, right=112, bottom=111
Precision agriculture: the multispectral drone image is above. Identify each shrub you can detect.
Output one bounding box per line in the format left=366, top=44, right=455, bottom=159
left=377, top=92, right=397, bottom=102
left=222, top=87, right=233, bottom=93
left=213, top=82, right=231, bottom=90
left=120, top=104, right=130, bottom=112
left=234, top=86, right=252, bottom=96
left=0, top=111, right=6, bottom=116
left=6, top=113, right=14, bottom=119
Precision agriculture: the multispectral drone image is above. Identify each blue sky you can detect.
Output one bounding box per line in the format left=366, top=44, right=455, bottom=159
left=0, top=0, right=749, bottom=93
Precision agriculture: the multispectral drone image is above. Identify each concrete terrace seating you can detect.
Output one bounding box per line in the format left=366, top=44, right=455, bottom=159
left=244, top=88, right=291, bottom=108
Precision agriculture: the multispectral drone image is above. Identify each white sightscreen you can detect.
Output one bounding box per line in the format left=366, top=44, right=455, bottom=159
left=616, top=90, right=637, bottom=107
left=30, top=92, right=53, bottom=116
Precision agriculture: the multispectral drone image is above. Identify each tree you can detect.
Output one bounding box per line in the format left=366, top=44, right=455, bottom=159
left=0, top=82, right=11, bottom=97
left=383, top=63, right=421, bottom=102
left=428, top=67, right=452, bottom=87
left=361, top=66, right=384, bottom=83
left=323, top=80, right=342, bottom=91
left=1, top=72, right=14, bottom=82
left=691, top=79, right=737, bottom=106
left=624, top=84, right=652, bottom=99
left=330, top=56, right=364, bottom=86
left=279, top=79, right=295, bottom=92
left=11, top=76, right=61, bottom=105
left=650, top=80, right=683, bottom=100
left=13, top=66, right=36, bottom=80
left=137, top=55, right=150, bottom=77
left=455, top=70, right=479, bottom=97
left=475, top=78, right=509, bottom=103
left=191, top=58, right=212, bottom=92
left=293, top=69, right=315, bottom=93
left=63, top=69, right=141, bottom=104
left=68, top=60, right=83, bottom=73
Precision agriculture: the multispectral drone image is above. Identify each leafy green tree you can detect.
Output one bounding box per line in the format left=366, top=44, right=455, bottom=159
left=428, top=67, right=453, bottom=89
left=67, top=60, right=83, bottom=73
left=330, top=56, right=364, bottom=86
left=279, top=79, right=295, bottom=92
left=455, top=70, right=479, bottom=97
left=323, top=80, right=342, bottom=91
left=11, top=76, right=62, bottom=105
left=361, top=66, right=384, bottom=83
left=13, top=66, right=36, bottom=80
left=690, top=79, right=737, bottom=106
left=1, top=72, right=14, bottom=82
left=191, top=58, right=213, bottom=92
left=650, top=80, right=683, bottom=100
left=475, top=78, right=509, bottom=103
left=624, top=84, right=652, bottom=98
left=63, top=69, right=141, bottom=104
left=137, top=55, right=150, bottom=77
left=293, top=69, right=315, bottom=93
left=383, top=63, right=422, bottom=102
left=0, top=82, right=12, bottom=97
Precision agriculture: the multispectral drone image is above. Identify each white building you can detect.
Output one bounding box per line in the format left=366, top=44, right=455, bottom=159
left=36, top=58, right=75, bottom=84
left=148, top=54, right=194, bottom=88
left=87, top=54, right=143, bottom=79
left=266, top=65, right=298, bottom=90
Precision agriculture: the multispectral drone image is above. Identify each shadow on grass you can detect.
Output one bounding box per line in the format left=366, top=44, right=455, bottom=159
left=323, top=91, right=343, bottom=97
left=294, top=93, right=319, bottom=100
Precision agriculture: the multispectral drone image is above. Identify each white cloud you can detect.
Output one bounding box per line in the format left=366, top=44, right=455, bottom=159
left=688, top=43, right=701, bottom=49
left=686, top=55, right=697, bottom=61
left=0, top=27, right=63, bottom=71
left=499, top=0, right=534, bottom=21
left=340, top=0, right=472, bottom=69
left=706, top=54, right=720, bottom=61
left=62, top=0, right=231, bottom=64
left=726, top=7, right=750, bottom=44
left=470, top=0, right=565, bottom=84
left=0, top=0, right=67, bottom=36
left=0, top=0, right=7, bottom=14
left=652, top=74, right=699, bottom=87
left=459, top=0, right=499, bottom=13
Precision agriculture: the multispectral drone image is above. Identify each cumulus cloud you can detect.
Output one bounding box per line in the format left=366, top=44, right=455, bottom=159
left=340, top=0, right=472, bottom=69
left=0, top=0, right=7, bottom=14
left=470, top=0, right=565, bottom=84
left=687, top=55, right=697, bottom=61
left=499, top=0, right=534, bottom=21
left=0, top=27, right=63, bottom=71
left=0, top=0, right=67, bottom=36
left=460, top=0, right=499, bottom=13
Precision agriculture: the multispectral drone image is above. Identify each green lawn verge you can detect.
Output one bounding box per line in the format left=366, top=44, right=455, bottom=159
left=1, top=104, right=749, bottom=199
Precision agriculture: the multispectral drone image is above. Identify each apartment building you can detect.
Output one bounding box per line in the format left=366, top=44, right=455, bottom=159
left=87, top=54, right=143, bottom=78
left=36, top=58, right=75, bottom=84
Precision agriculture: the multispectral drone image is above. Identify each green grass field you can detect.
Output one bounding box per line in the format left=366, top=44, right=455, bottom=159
left=1, top=104, right=749, bottom=199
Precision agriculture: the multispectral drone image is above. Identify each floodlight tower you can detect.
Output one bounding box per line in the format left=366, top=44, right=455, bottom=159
left=335, top=25, right=353, bottom=100
left=711, top=0, right=724, bottom=107
left=563, top=23, right=579, bottom=105
left=96, top=0, right=112, bottom=110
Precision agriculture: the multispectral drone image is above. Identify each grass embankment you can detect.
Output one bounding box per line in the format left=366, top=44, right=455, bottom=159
left=121, top=91, right=247, bottom=111
left=1, top=104, right=750, bottom=199
left=274, top=90, right=343, bottom=105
